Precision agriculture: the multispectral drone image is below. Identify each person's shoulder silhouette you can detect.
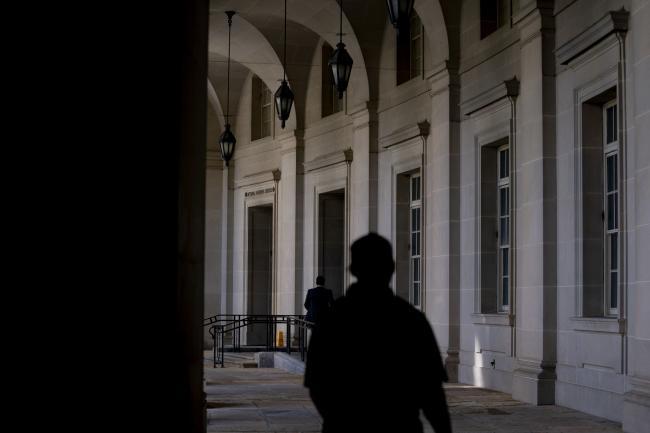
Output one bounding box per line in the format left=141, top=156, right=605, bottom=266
left=304, top=233, right=452, bottom=433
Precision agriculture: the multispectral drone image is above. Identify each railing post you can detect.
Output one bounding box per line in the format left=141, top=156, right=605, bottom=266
left=212, top=326, right=217, bottom=368
left=287, top=317, right=292, bottom=354
left=220, top=327, right=225, bottom=368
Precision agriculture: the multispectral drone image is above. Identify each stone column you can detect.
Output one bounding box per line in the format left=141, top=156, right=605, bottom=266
left=511, top=3, right=557, bottom=405
left=220, top=163, right=235, bottom=315
left=623, top=3, right=650, bottom=431
left=427, top=64, right=461, bottom=382
left=275, top=131, right=304, bottom=315
left=349, top=102, right=379, bottom=241
left=204, top=150, right=224, bottom=346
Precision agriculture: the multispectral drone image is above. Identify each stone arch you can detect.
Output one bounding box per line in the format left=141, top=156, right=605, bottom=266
left=414, top=0, right=452, bottom=71
left=207, top=80, right=225, bottom=134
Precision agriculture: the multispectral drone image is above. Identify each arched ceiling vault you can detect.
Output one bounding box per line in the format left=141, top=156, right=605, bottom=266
left=210, top=0, right=370, bottom=108
left=207, top=52, right=252, bottom=131
left=208, top=12, right=298, bottom=131
left=243, top=13, right=321, bottom=131
left=208, top=0, right=460, bottom=137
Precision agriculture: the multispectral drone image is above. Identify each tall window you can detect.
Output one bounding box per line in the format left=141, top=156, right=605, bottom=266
left=479, top=137, right=511, bottom=314
left=410, top=175, right=422, bottom=307
left=322, top=43, right=343, bottom=117
left=497, top=145, right=510, bottom=311
left=251, top=75, right=273, bottom=140
left=603, top=100, right=619, bottom=316
left=480, top=0, right=510, bottom=39
left=396, top=12, right=423, bottom=85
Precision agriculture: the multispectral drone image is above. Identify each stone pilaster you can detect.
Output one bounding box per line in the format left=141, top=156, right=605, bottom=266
left=349, top=102, right=379, bottom=240
left=274, top=130, right=305, bottom=315
left=427, top=64, right=461, bottom=382
left=511, top=3, right=557, bottom=405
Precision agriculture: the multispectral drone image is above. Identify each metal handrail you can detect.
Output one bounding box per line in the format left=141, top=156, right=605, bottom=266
left=207, top=314, right=313, bottom=368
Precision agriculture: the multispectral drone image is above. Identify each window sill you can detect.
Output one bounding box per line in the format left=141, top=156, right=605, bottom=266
left=570, top=317, right=625, bottom=334
left=471, top=313, right=513, bottom=326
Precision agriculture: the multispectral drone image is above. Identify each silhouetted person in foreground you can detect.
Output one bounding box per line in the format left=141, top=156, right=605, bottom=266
left=304, top=233, right=452, bottom=433
left=304, top=275, right=335, bottom=328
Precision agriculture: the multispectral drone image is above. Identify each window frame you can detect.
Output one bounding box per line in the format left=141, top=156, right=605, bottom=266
left=496, top=144, right=510, bottom=312
left=251, top=75, right=273, bottom=141
left=409, top=174, right=422, bottom=308
left=602, top=99, right=619, bottom=317
left=260, top=85, right=273, bottom=138
left=409, top=13, right=423, bottom=81
left=396, top=11, right=424, bottom=86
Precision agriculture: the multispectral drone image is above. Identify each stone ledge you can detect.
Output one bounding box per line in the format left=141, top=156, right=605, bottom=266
left=253, top=352, right=305, bottom=374
left=471, top=313, right=513, bottom=327
left=570, top=317, right=623, bottom=334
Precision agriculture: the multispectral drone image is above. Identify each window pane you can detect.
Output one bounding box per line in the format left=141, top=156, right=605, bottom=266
left=607, top=154, right=617, bottom=192
left=500, top=148, right=509, bottom=178
left=610, top=233, right=618, bottom=270
left=610, top=271, right=618, bottom=309
left=413, top=282, right=420, bottom=306
left=412, top=177, right=420, bottom=201
left=413, top=257, right=420, bottom=281
left=411, top=233, right=417, bottom=255
left=502, top=276, right=509, bottom=306
left=500, top=217, right=509, bottom=245
left=503, top=249, right=509, bottom=277
left=607, top=193, right=618, bottom=230
left=500, top=187, right=509, bottom=215
left=607, top=106, right=614, bottom=143
left=606, top=105, right=617, bottom=144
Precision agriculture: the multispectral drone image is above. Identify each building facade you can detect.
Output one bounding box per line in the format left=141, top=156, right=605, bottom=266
left=205, top=1, right=649, bottom=431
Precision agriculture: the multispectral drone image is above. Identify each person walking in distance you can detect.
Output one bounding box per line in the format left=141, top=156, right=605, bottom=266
left=304, top=233, right=452, bottom=433
left=304, top=275, right=335, bottom=328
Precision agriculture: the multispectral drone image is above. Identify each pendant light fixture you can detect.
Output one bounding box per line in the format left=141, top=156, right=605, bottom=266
left=274, top=0, right=294, bottom=129
left=219, top=11, right=237, bottom=167
left=328, top=0, right=353, bottom=99
left=386, top=0, right=414, bottom=40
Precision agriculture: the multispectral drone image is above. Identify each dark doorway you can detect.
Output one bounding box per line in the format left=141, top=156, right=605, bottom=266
left=247, top=205, right=273, bottom=345
left=318, top=189, right=345, bottom=300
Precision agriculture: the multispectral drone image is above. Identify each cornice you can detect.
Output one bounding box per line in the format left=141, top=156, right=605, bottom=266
left=303, top=149, right=352, bottom=173
left=460, top=77, right=519, bottom=117
left=555, top=8, right=629, bottom=66
left=234, top=169, right=280, bottom=189
left=379, top=121, right=430, bottom=150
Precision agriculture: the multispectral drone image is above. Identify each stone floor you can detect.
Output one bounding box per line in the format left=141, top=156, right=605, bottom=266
left=204, top=354, right=622, bottom=433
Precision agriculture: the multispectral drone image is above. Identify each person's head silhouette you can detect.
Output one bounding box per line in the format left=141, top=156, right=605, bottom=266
left=316, top=275, right=325, bottom=286
left=349, top=233, right=395, bottom=286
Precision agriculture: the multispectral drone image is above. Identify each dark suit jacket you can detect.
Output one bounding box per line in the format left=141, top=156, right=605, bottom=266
left=304, top=286, right=335, bottom=326
left=304, top=282, right=450, bottom=433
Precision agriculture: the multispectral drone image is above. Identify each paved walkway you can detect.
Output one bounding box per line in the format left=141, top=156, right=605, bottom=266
left=204, top=355, right=622, bottom=433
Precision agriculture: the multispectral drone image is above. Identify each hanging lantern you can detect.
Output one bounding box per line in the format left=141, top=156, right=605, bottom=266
left=386, top=0, right=414, bottom=39
left=328, top=42, right=353, bottom=99
left=219, top=11, right=237, bottom=167
left=275, top=80, right=294, bottom=129
left=219, top=123, right=236, bottom=167
left=275, top=0, right=293, bottom=129
left=328, top=0, right=353, bottom=100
